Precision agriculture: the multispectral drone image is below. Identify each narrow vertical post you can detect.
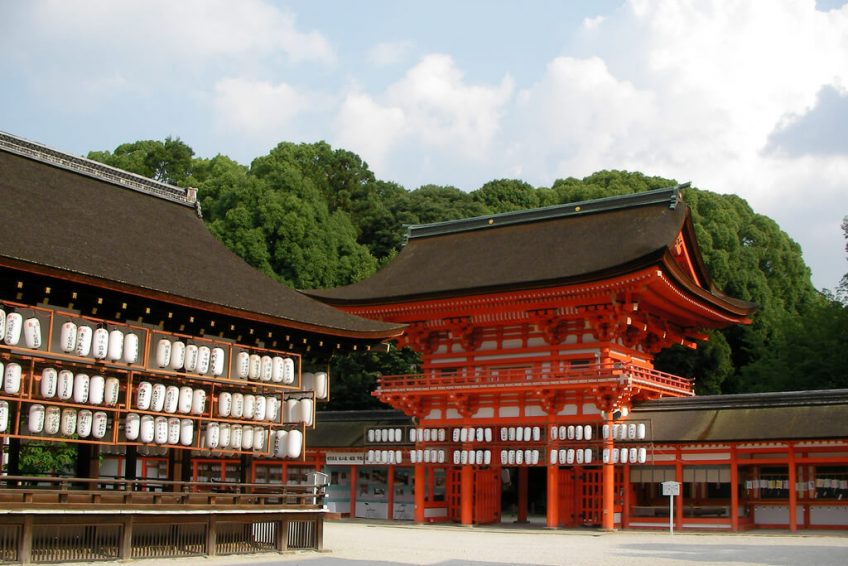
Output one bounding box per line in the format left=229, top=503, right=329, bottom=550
left=546, top=463, right=559, bottom=528
left=730, top=451, right=739, bottom=531
left=206, top=515, right=217, bottom=556
left=517, top=467, right=528, bottom=523
left=349, top=464, right=357, bottom=518
left=602, top=413, right=615, bottom=530
left=120, top=516, right=133, bottom=560
left=387, top=465, right=395, bottom=521
left=675, top=456, right=683, bottom=530
left=460, top=465, right=474, bottom=525
left=622, top=463, right=631, bottom=530
left=788, top=446, right=797, bottom=532
left=19, top=515, right=33, bottom=565
left=414, top=463, right=426, bottom=523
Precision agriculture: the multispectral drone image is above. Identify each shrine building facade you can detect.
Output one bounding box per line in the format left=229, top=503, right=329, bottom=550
left=306, top=187, right=847, bottom=531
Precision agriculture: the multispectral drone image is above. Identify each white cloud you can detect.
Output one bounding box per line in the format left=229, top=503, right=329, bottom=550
left=582, top=15, right=606, bottom=30
left=212, top=78, right=307, bottom=135
left=369, top=41, right=415, bottom=67
left=333, top=54, right=514, bottom=180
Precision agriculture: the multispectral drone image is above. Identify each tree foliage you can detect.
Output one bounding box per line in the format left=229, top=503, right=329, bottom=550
left=88, top=139, right=845, bottom=401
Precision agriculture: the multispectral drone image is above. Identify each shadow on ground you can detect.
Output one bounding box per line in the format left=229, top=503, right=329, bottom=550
left=615, top=543, right=848, bottom=566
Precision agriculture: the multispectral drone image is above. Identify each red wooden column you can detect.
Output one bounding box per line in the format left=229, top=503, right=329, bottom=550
left=461, top=464, right=474, bottom=525
left=349, top=464, right=358, bottom=518
left=387, top=465, right=395, bottom=521
left=730, top=454, right=739, bottom=531
left=602, top=413, right=615, bottom=530
left=517, top=467, right=528, bottom=523
left=414, top=462, right=426, bottom=523
left=546, top=462, right=560, bottom=528
left=788, top=445, right=797, bottom=532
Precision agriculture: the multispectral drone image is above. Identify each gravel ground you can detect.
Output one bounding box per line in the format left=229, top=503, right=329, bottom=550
left=60, top=520, right=848, bottom=566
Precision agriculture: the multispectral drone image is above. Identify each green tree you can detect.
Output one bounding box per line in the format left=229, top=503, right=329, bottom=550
left=18, top=442, right=77, bottom=475
left=471, top=179, right=540, bottom=213
left=88, top=137, right=195, bottom=186
left=327, top=347, right=421, bottom=411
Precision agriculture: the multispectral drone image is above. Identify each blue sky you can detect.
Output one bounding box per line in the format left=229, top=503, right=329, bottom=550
left=1, top=0, right=846, bottom=290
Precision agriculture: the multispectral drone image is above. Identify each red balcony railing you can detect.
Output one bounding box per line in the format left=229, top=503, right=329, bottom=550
left=374, top=362, right=694, bottom=397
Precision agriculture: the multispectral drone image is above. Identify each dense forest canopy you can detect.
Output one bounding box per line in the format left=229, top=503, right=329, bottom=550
left=88, top=138, right=848, bottom=407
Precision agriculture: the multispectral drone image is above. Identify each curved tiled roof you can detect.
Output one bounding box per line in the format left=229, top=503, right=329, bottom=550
left=307, top=187, right=755, bottom=318
left=0, top=132, right=403, bottom=339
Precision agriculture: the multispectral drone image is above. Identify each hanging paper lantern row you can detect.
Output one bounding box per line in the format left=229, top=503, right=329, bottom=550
left=155, top=339, right=225, bottom=377
left=125, top=413, right=194, bottom=447
left=366, top=449, right=409, bottom=464
left=25, top=404, right=110, bottom=440
left=366, top=427, right=407, bottom=443
left=135, top=381, right=207, bottom=416
left=548, top=424, right=594, bottom=442
left=270, top=428, right=303, bottom=459
left=214, top=392, right=281, bottom=423
left=409, top=427, right=449, bottom=443
left=602, top=423, right=647, bottom=441
left=236, top=351, right=296, bottom=384
left=450, top=427, right=494, bottom=443
left=284, top=397, right=314, bottom=426
left=548, top=448, right=595, bottom=465
left=497, top=426, right=543, bottom=443
left=451, top=449, right=495, bottom=466
left=495, top=449, right=541, bottom=466
left=601, top=447, right=648, bottom=464
left=202, top=421, right=268, bottom=452
left=300, top=372, right=329, bottom=399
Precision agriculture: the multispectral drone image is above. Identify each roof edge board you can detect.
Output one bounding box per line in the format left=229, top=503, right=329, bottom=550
left=634, top=388, right=848, bottom=412
left=406, top=183, right=689, bottom=241
left=0, top=130, right=199, bottom=213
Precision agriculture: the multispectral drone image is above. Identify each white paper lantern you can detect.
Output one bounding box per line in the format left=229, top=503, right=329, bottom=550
left=217, top=392, right=232, bottom=417
left=550, top=449, right=558, bottom=465
left=164, top=417, right=179, bottom=444
left=287, top=429, right=303, bottom=458
left=107, top=329, right=124, bottom=361
left=150, top=383, right=166, bottom=412
left=637, top=423, right=647, bottom=440
left=125, top=413, right=140, bottom=441
left=77, top=409, right=93, bottom=438
left=584, top=425, right=593, bottom=441
left=155, top=339, right=171, bottom=368
left=266, top=397, right=279, bottom=422
left=475, top=427, right=484, bottom=442
left=314, top=372, right=328, bottom=399
left=602, top=449, right=610, bottom=464
left=254, top=427, right=267, bottom=452
left=4, top=363, right=21, bottom=395
left=164, top=385, right=179, bottom=414
left=532, top=427, right=541, bottom=442
left=191, top=389, right=206, bottom=415
left=516, top=427, right=524, bottom=442
left=45, top=406, right=61, bottom=435
left=463, top=450, right=470, bottom=465
left=508, top=450, right=516, bottom=465
left=286, top=398, right=299, bottom=423
left=524, top=449, right=533, bottom=464
left=248, top=354, right=261, bottom=380
left=566, top=449, right=575, bottom=465
left=550, top=426, right=559, bottom=441
left=73, top=373, right=90, bottom=404
left=575, top=424, right=584, bottom=441
left=169, top=341, right=186, bottom=370
left=178, top=386, right=193, bottom=414
left=88, top=375, right=105, bottom=405
left=559, top=449, right=567, bottom=465
left=243, top=394, right=256, bottom=419
left=629, top=447, right=638, bottom=463
left=61, top=408, right=77, bottom=436
left=584, top=448, right=593, bottom=464
left=184, top=345, right=199, bottom=372
left=206, top=422, right=220, bottom=449
left=388, top=428, right=396, bottom=442
left=274, top=430, right=288, bottom=458
left=567, top=425, right=575, bottom=440
left=232, top=393, right=244, bottom=418
left=619, top=447, right=629, bottom=464
left=219, top=423, right=231, bottom=448
left=260, top=356, right=273, bottom=382
left=104, top=377, right=120, bottom=406
left=508, top=427, right=516, bottom=441
left=516, top=450, right=524, bottom=465
left=4, top=312, right=21, bottom=346
left=638, top=447, right=647, bottom=464
left=56, top=369, right=72, bottom=400
left=438, top=428, right=446, bottom=442
left=477, top=449, right=485, bottom=464
left=154, top=416, right=168, bottom=444
left=23, top=317, right=42, bottom=349
left=0, top=309, right=5, bottom=342
left=210, top=347, right=226, bottom=377
left=92, top=411, right=108, bottom=439
left=301, top=398, right=314, bottom=426
left=242, top=425, right=255, bottom=449
left=628, top=423, right=637, bottom=440
left=576, top=447, right=584, bottom=465
left=92, top=328, right=109, bottom=359
left=236, top=352, right=250, bottom=378
left=196, top=346, right=211, bottom=374
left=28, top=404, right=46, bottom=434
left=283, top=358, right=295, bottom=384
left=179, top=419, right=194, bottom=446
left=60, top=321, right=77, bottom=353
left=41, top=367, right=57, bottom=399
left=271, top=356, right=284, bottom=383
left=123, top=332, right=139, bottom=364
left=230, top=425, right=243, bottom=449
left=367, top=429, right=376, bottom=443
left=454, top=451, right=461, bottom=465
left=75, top=325, right=93, bottom=357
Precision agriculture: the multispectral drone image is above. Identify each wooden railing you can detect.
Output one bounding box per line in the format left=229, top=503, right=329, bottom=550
left=0, top=475, right=327, bottom=510
left=375, top=362, right=694, bottom=397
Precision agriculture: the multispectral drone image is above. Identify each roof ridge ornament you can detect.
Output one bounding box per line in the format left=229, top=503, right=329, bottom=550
left=0, top=130, right=198, bottom=210
left=406, top=183, right=691, bottom=241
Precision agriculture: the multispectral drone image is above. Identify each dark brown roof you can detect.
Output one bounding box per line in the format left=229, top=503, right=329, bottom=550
left=306, top=187, right=754, bottom=317
left=308, top=410, right=411, bottom=448
left=633, top=389, right=848, bottom=442
left=0, top=132, right=403, bottom=339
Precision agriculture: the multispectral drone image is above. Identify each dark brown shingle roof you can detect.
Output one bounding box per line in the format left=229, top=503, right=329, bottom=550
left=633, top=389, right=848, bottom=442
left=306, top=188, right=754, bottom=318
left=0, top=132, right=403, bottom=339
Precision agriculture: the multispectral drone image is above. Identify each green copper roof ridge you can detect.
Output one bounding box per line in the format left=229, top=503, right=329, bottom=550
left=405, top=183, right=690, bottom=241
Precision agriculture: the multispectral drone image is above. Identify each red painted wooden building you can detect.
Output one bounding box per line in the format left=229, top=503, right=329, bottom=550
left=306, top=187, right=803, bottom=530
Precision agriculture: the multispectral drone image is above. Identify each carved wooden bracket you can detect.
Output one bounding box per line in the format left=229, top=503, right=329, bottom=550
left=446, top=317, right=481, bottom=351
left=400, top=322, right=440, bottom=354
left=448, top=392, right=477, bottom=418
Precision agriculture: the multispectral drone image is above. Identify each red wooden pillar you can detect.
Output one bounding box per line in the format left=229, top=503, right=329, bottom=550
left=675, top=453, right=683, bottom=530
left=730, top=455, right=739, bottom=531
left=622, top=463, right=630, bottom=529
left=414, top=463, right=426, bottom=523
left=349, top=464, right=357, bottom=518
left=788, top=446, right=797, bottom=532
left=517, top=467, right=528, bottom=523
left=602, top=413, right=615, bottom=530
left=387, top=465, right=395, bottom=521
left=546, top=463, right=559, bottom=528
left=461, top=465, right=474, bottom=525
